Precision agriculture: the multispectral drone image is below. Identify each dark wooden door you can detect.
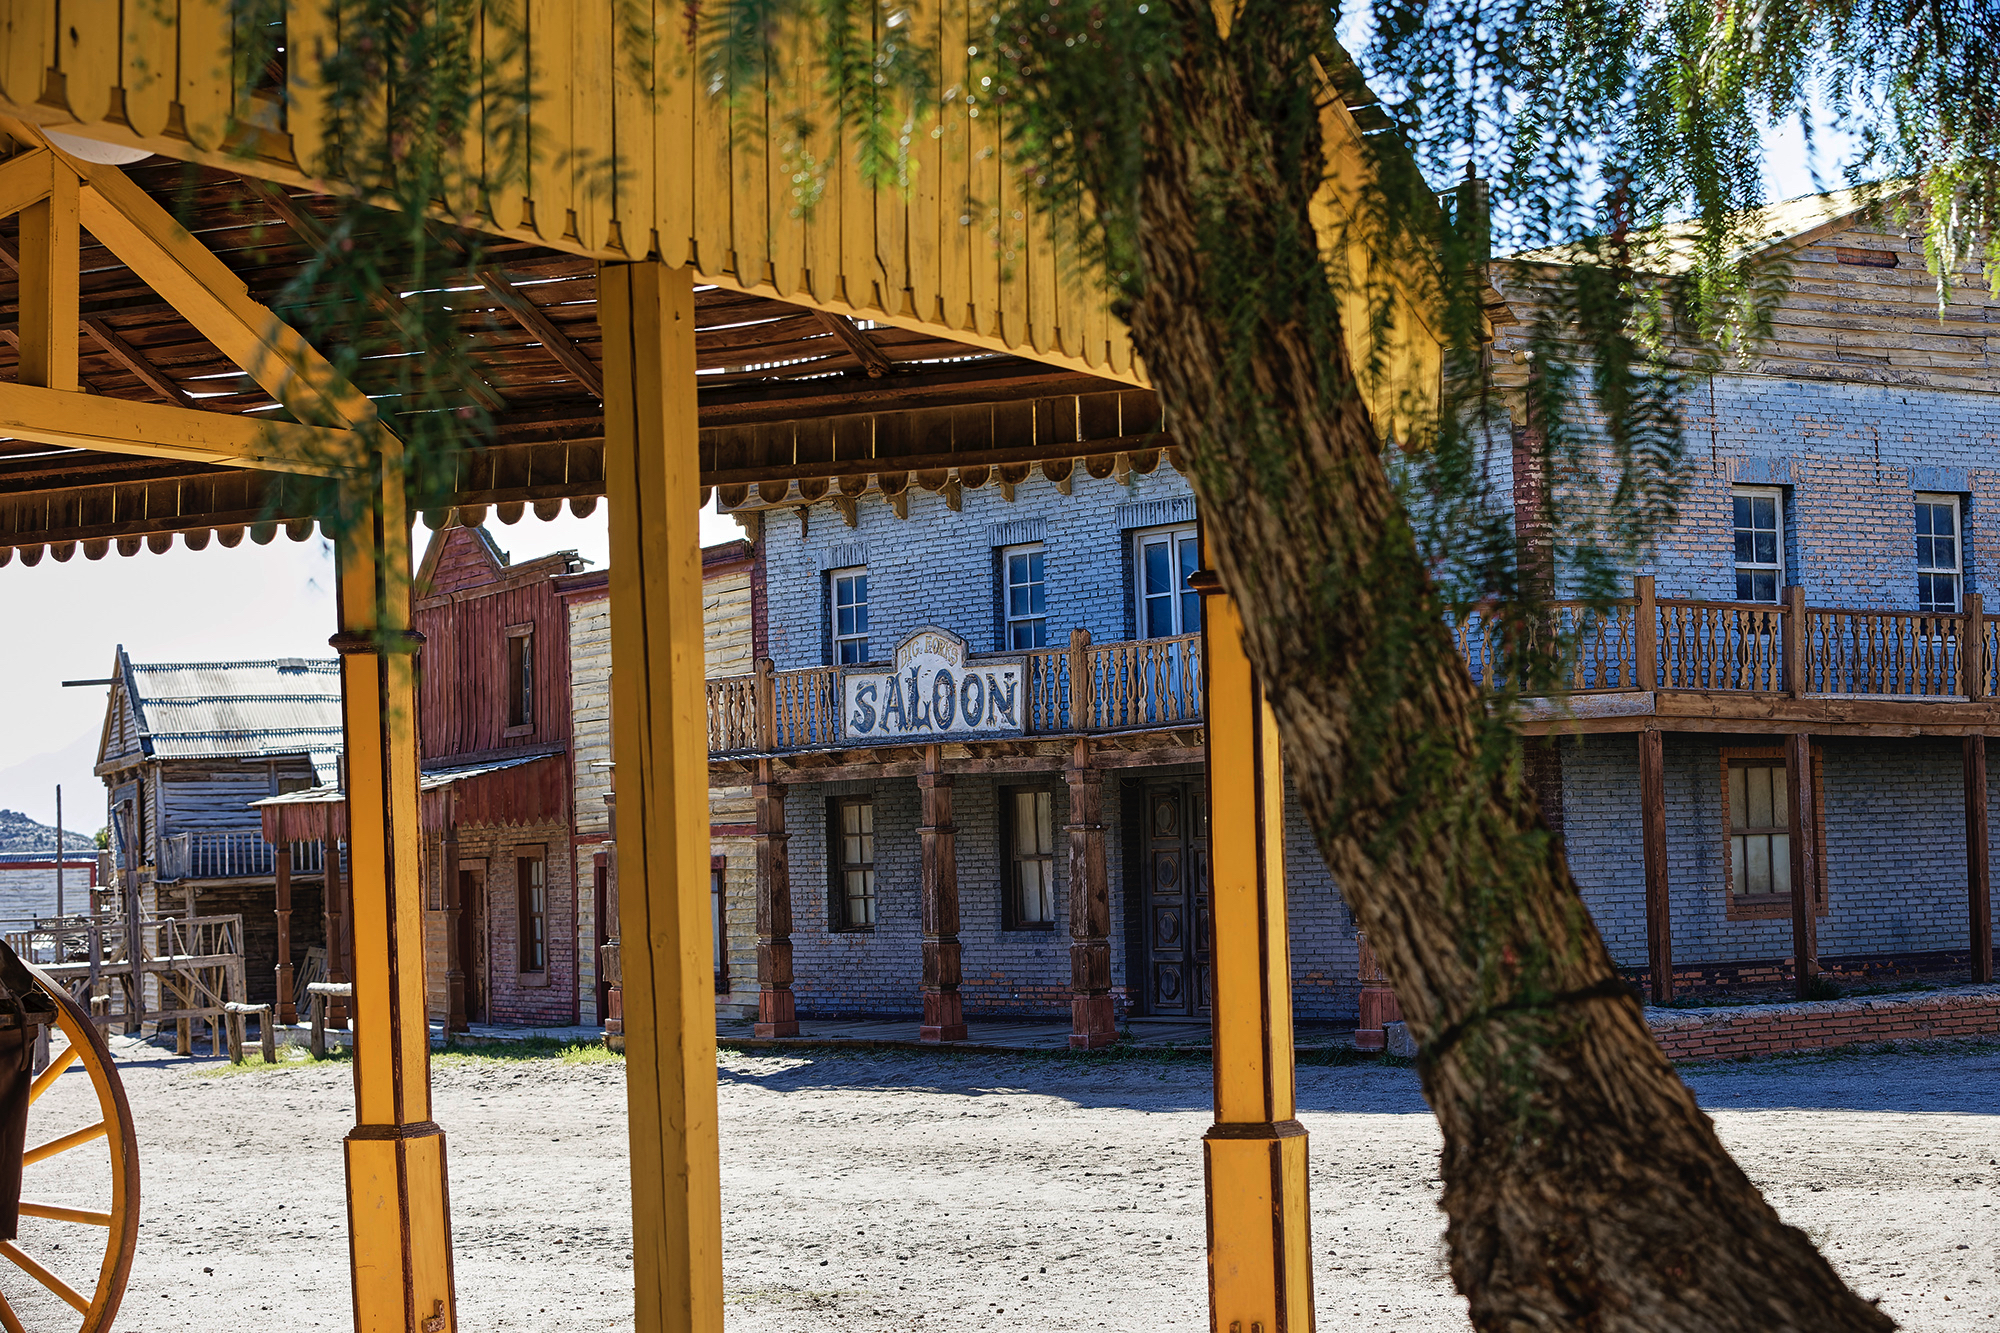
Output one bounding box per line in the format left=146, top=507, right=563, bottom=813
left=1143, top=782, right=1212, bottom=1017
left=461, top=868, right=487, bottom=1024
left=593, top=858, right=612, bottom=1022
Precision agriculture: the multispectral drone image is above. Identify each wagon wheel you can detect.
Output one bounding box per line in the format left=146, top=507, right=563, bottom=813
left=2, top=965, right=139, bottom=1333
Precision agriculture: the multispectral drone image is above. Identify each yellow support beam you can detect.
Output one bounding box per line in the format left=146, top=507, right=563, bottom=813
left=1200, top=567, right=1315, bottom=1333
left=16, top=152, right=78, bottom=392
left=0, top=149, right=54, bottom=221
left=333, top=447, right=458, bottom=1333
left=0, top=379, right=363, bottom=475
left=601, top=258, right=726, bottom=1333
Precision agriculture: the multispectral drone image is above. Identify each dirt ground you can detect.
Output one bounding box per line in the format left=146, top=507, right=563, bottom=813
left=23, top=1035, right=2000, bottom=1331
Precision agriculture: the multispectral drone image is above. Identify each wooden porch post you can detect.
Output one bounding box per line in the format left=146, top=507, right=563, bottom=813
left=1066, top=739, right=1116, bottom=1049
left=1785, top=733, right=1820, bottom=998
left=1639, top=727, right=1672, bottom=1003
left=332, top=446, right=457, bottom=1333
left=1198, top=577, right=1313, bottom=1333
left=324, top=806, right=350, bottom=1031
left=600, top=258, right=725, bottom=1333
left=918, top=745, right=967, bottom=1042
left=442, top=789, right=468, bottom=1033
left=752, top=756, right=798, bottom=1037
left=274, top=845, right=297, bottom=1024
left=1966, top=734, right=1994, bottom=984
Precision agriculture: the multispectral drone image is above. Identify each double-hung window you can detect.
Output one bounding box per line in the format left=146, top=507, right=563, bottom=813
left=830, top=567, right=870, bottom=663
left=831, top=797, right=877, bottom=929
left=517, top=851, right=547, bottom=972
left=1915, top=494, right=1963, bottom=613
left=1003, top=788, right=1057, bottom=928
left=1726, top=760, right=1790, bottom=897
left=506, top=625, right=535, bottom=730
left=1134, top=525, right=1202, bottom=638
left=1001, top=544, right=1048, bottom=648
left=1731, top=489, right=1784, bottom=603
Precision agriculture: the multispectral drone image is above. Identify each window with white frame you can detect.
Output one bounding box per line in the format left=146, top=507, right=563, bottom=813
left=1133, top=525, right=1202, bottom=638
left=1001, top=543, right=1048, bottom=648
left=1915, top=494, right=1963, bottom=613
left=1731, top=489, right=1784, bottom=603
left=829, top=566, right=870, bottom=663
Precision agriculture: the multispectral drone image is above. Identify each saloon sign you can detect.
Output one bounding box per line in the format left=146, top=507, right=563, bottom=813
left=843, top=629, right=1025, bottom=740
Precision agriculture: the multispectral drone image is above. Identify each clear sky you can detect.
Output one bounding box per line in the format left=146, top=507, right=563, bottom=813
left=0, top=107, right=1862, bottom=837
left=0, top=502, right=739, bottom=836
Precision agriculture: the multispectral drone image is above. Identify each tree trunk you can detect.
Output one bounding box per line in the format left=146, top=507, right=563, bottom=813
left=1127, top=4, right=1893, bottom=1329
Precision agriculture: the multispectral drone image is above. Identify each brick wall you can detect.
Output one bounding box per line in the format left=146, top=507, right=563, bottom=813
left=1560, top=733, right=2000, bottom=970
left=1646, top=985, right=2000, bottom=1061
left=459, top=820, right=576, bottom=1027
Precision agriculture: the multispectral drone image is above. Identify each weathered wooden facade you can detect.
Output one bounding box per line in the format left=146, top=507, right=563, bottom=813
left=91, top=649, right=337, bottom=1008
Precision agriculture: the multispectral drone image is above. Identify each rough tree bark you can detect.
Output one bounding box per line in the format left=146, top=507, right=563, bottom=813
left=1124, top=3, right=1895, bottom=1330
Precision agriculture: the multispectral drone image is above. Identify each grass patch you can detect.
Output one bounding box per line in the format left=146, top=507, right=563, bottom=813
left=190, top=1045, right=348, bottom=1077
left=432, top=1036, right=622, bottom=1066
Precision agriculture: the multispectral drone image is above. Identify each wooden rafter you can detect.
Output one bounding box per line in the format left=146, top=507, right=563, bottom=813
left=474, top=267, right=605, bottom=399
left=0, top=379, right=360, bottom=474
left=812, top=311, right=893, bottom=377
left=81, top=318, right=198, bottom=409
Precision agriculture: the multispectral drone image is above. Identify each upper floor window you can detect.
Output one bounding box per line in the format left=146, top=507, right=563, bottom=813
left=830, top=567, right=870, bottom=663
left=831, top=797, right=877, bottom=929
left=1134, top=525, right=1202, bottom=638
left=1731, top=489, right=1784, bottom=603
left=1004, top=788, right=1057, bottom=928
left=1001, top=543, right=1048, bottom=648
left=506, top=626, right=535, bottom=729
left=1915, top=494, right=1962, bottom=613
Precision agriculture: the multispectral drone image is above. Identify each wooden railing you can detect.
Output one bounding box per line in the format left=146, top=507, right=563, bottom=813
left=157, top=832, right=326, bottom=882
left=1451, top=578, right=1992, bottom=702
left=707, top=631, right=1207, bottom=755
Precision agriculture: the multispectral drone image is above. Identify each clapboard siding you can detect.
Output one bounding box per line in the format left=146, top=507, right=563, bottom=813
left=157, top=758, right=318, bottom=832
left=566, top=591, right=614, bottom=838
left=414, top=527, right=578, bottom=761
left=705, top=572, right=755, bottom=678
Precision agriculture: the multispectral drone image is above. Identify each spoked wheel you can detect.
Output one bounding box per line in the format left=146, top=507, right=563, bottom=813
left=4, top=965, right=138, bottom=1333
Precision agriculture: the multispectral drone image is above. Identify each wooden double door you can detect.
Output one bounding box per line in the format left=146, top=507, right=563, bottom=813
left=1141, top=780, right=1211, bottom=1017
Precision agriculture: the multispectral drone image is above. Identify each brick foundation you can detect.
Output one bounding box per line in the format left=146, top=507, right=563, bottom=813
left=1646, top=984, right=2000, bottom=1061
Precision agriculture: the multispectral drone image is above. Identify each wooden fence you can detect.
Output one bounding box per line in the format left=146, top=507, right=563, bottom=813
left=1452, top=577, right=1992, bottom=701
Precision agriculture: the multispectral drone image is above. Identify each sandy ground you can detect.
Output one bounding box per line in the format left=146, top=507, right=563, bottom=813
left=21, top=1037, right=2000, bottom=1331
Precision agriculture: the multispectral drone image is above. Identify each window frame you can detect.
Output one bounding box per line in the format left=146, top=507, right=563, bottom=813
left=710, top=854, right=729, bottom=992
left=1131, top=523, right=1203, bottom=640
left=516, top=847, right=549, bottom=977
left=828, top=796, right=878, bottom=931
left=1730, top=487, right=1786, bottom=605
left=999, top=542, right=1049, bottom=649
left=1718, top=746, right=1828, bottom=921
left=505, top=623, right=536, bottom=734
left=1914, top=492, right=1964, bottom=614
left=1001, top=786, right=1058, bottom=931
left=828, top=566, right=871, bottom=665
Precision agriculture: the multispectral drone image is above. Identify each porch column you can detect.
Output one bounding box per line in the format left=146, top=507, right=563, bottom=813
left=1199, top=579, right=1313, bottom=1333
left=1785, top=733, right=1820, bottom=998
left=1639, top=727, right=1673, bottom=1003
left=918, top=745, right=967, bottom=1042
left=601, top=258, right=725, bottom=1333
left=323, top=808, right=350, bottom=1029
left=274, top=845, right=296, bottom=1024
left=1066, top=739, right=1116, bottom=1049
left=753, top=757, right=798, bottom=1037
left=442, top=791, right=468, bottom=1032
left=332, top=445, right=457, bottom=1332
left=1966, top=735, right=1994, bottom=983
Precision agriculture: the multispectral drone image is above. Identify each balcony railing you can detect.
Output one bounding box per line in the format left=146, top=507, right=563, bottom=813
left=157, top=832, right=327, bottom=883
left=1453, top=577, right=1994, bottom=701
left=707, top=631, right=1204, bottom=756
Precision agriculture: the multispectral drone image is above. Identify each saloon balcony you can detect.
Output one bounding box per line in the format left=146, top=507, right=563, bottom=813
left=706, top=630, right=1205, bottom=784
left=1469, top=576, right=2000, bottom=738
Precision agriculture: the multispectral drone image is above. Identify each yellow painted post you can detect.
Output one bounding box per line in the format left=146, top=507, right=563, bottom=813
left=333, top=445, right=459, bottom=1333
left=1199, top=567, right=1314, bottom=1333
left=17, top=155, right=78, bottom=392
left=600, top=257, right=725, bottom=1333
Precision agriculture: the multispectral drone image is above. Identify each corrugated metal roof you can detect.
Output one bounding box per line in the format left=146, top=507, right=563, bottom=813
left=126, top=658, right=344, bottom=762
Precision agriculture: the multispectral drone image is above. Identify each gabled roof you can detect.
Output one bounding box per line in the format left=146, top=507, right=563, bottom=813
left=99, top=648, right=344, bottom=778
left=1509, top=184, right=1903, bottom=275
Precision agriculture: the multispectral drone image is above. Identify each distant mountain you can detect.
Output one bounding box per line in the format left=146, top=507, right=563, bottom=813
left=0, top=810, right=95, bottom=854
